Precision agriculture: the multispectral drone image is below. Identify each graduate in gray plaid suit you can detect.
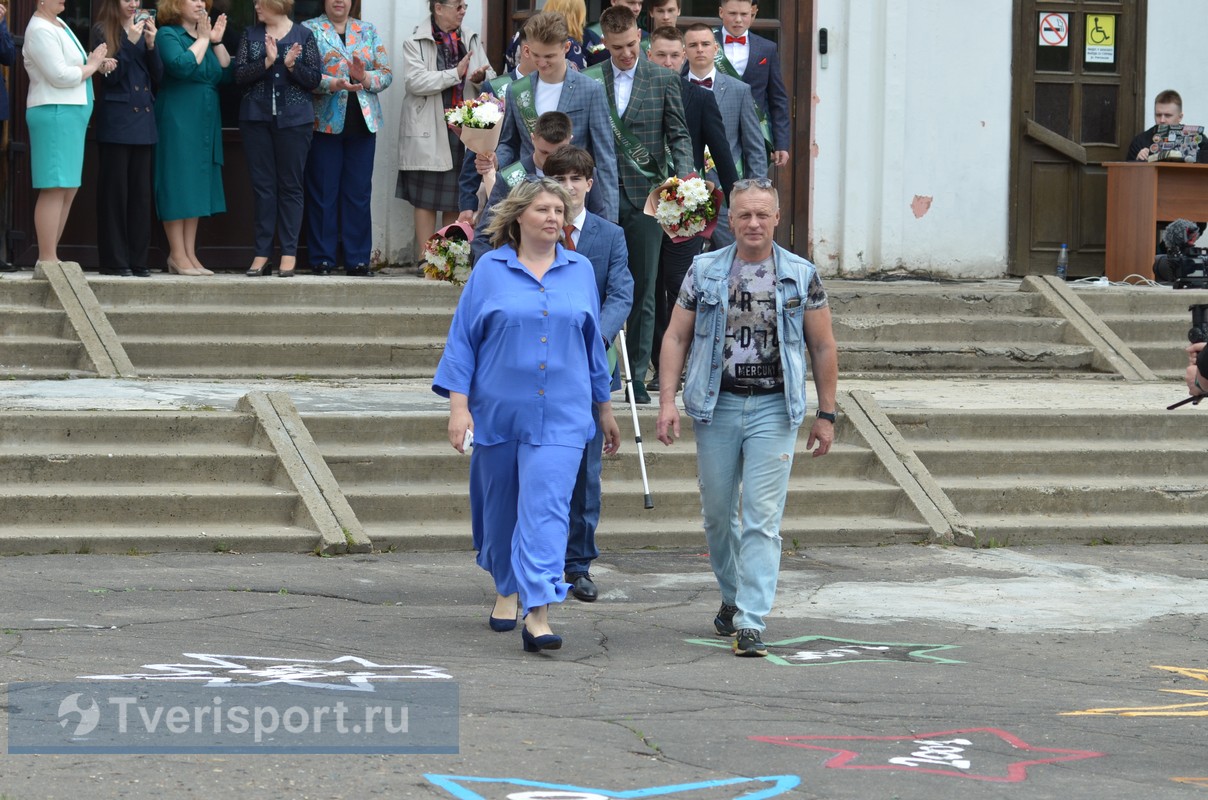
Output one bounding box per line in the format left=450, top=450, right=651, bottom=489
left=598, top=5, right=694, bottom=404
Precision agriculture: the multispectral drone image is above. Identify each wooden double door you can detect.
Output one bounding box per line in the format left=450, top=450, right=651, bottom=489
left=1010, top=0, right=1146, bottom=276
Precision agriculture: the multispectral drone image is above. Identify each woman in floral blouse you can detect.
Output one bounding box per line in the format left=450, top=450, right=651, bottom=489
left=302, top=0, right=391, bottom=276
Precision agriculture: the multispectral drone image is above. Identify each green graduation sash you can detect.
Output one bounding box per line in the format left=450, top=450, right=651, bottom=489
left=511, top=76, right=540, bottom=135
left=713, top=49, right=776, bottom=158
left=581, top=63, right=663, bottom=186
left=498, top=160, right=530, bottom=190
left=487, top=72, right=516, bottom=99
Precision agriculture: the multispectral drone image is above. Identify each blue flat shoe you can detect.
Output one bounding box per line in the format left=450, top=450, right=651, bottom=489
left=522, top=626, right=562, bottom=652
left=489, top=614, right=517, bottom=632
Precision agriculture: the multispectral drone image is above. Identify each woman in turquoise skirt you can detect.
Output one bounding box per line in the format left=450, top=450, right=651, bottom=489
left=23, top=0, right=113, bottom=268
left=153, top=0, right=231, bottom=276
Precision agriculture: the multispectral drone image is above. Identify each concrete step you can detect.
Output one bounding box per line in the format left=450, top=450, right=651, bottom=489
left=88, top=275, right=464, bottom=309
left=943, top=478, right=1208, bottom=516
left=0, top=411, right=261, bottom=445
left=344, top=477, right=911, bottom=524
left=1073, top=285, right=1208, bottom=315
left=0, top=338, right=90, bottom=373
left=840, top=342, right=1099, bottom=373
left=105, top=308, right=455, bottom=339
left=0, top=484, right=302, bottom=526
left=121, top=339, right=445, bottom=377
left=358, top=515, right=933, bottom=552
left=0, top=452, right=281, bottom=484
left=911, top=440, right=1206, bottom=477
left=959, top=513, right=1208, bottom=546
left=829, top=283, right=1041, bottom=317
left=833, top=316, right=1069, bottom=344
left=0, top=308, right=72, bottom=338
left=0, top=523, right=321, bottom=555
left=890, top=409, right=1207, bottom=440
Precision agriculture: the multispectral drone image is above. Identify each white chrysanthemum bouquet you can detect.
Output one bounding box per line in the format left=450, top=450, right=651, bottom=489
left=445, top=93, right=506, bottom=157
left=644, top=174, right=724, bottom=242
left=422, top=222, right=475, bottom=287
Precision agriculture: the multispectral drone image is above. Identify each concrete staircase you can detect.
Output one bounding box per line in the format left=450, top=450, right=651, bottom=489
left=831, top=281, right=1104, bottom=375
left=0, top=278, right=93, bottom=378
left=1075, top=285, right=1208, bottom=379
left=894, top=408, right=1208, bottom=545
left=89, top=276, right=461, bottom=379
left=0, top=410, right=324, bottom=554
left=301, top=408, right=935, bottom=551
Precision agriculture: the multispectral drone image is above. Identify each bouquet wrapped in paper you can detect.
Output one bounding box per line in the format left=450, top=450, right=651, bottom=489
left=445, top=92, right=506, bottom=155
left=643, top=174, right=725, bottom=243
left=422, top=222, right=475, bottom=287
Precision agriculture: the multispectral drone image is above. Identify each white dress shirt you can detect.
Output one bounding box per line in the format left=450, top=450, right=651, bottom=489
left=722, top=29, right=750, bottom=76
left=689, top=67, right=718, bottom=91
left=612, top=63, right=636, bottom=116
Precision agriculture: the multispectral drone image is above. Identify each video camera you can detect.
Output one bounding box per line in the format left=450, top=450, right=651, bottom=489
left=1154, top=219, right=1208, bottom=288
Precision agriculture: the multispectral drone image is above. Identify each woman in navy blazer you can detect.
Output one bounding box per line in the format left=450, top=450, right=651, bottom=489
left=91, top=0, right=161, bottom=277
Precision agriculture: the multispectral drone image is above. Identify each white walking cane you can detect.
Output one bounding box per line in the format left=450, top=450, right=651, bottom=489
left=616, top=327, right=654, bottom=509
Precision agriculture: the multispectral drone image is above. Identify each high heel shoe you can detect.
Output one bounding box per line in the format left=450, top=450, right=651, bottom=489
left=521, top=625, right=562, bottom=652
left=167, top=257, right=200, bottom=276
left=246, top=261, right=274, bottom=277
left=489, top=613, right=517, bottom=632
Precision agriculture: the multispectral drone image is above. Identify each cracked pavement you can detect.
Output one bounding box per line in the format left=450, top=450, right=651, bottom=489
left=1, top=544, right=1207, bottom=799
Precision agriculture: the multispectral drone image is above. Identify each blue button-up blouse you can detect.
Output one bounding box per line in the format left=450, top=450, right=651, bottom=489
left=433, top=244, right=612, bottom=447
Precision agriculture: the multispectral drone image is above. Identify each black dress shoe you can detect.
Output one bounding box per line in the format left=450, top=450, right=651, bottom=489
left=100, top=268, right=133, bottom=276
left=312, top=262, right=334, bottom=275
left=0, top=260, right=16, bottom=273
left=132, top=268, right=151, bottom=277
left=345, top=263, right=371, bottom=276
left=567, top=572, right=598, bottom=602
left=631, top=380, right=651, bottom=405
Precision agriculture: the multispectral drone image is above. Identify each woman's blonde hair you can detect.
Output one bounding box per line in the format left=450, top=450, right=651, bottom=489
left=542, top=0, right=586, bottom=43
left=257, top=0, right=295, bottom=17
left=157, top=0, right=212, bottom=27
left=485, top=178, right=572, bottom=252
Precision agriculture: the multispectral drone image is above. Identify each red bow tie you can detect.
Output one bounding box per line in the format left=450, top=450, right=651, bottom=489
left=691, top=77, right=713, bottom=88
left=725, top=34, right=747, bottom=45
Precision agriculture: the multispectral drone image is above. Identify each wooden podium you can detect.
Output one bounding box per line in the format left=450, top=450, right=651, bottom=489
left=1105, top=161, right=1208, bottom=281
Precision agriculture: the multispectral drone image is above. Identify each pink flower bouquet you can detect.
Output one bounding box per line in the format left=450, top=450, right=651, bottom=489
left=643, top=174, right=724, bottom=243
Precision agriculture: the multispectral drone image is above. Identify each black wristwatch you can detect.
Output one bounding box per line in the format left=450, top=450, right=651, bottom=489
left=816, top=410, right=837, bottom=423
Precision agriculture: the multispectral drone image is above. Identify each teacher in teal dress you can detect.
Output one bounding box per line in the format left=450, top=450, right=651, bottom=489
left=154, top=0, right=231, bottom=276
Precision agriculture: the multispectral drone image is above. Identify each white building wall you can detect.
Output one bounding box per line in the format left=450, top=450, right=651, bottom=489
left=811, top=0, right=1013, bottom=278
left=366, top=2, right=1191, bottom=273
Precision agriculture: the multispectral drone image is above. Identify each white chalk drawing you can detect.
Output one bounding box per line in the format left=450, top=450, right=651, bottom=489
left=79, top=654, right=452, bottom=691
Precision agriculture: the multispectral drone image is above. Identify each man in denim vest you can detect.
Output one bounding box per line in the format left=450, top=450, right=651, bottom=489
left=655, top=178, right=838, bottom=657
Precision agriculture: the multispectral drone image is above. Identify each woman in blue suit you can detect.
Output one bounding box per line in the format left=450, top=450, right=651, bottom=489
left=433, top=178, right=620, bottom=653
left=91, top=0, right=161, bottom=277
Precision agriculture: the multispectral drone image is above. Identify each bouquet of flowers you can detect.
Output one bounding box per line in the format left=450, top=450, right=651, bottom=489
left=643, top=174, right=724, bottom=243
left=703, top=146, right=716, bottom=176
left=445, top=93, right=505, bottom=154
left=422, top=222, right=475, bottom=287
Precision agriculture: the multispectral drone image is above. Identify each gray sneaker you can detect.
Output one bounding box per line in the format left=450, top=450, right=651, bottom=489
left=713, top=603, right=738, bottom=637
left=733, top=628, right=768, bottom=657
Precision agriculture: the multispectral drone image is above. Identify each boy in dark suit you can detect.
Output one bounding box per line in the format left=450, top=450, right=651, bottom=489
left=544, top=145, right=634, bottom=602
left=715, top=0, right=789, bottom=167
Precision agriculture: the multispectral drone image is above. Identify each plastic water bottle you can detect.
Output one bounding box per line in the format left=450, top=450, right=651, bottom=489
left=1056, top=243, right=1068, bottom=281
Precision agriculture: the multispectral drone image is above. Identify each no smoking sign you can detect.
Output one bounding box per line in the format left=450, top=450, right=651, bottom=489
left=1039, top=12, right=1069, bottom=47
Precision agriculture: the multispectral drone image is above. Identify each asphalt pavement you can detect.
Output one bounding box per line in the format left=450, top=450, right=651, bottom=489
left=2, top=543, right=1207, bottom=799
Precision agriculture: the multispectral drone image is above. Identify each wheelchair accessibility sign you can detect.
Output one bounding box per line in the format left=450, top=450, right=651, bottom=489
left=1085, top=14, right=1116, bottom=64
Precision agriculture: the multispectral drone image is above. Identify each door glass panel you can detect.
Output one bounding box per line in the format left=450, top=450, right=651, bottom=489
left=682, top=0, right=779, bottom=20
left=1081, top=84, right=1118, bottom=145
left=1036, top=41, right=1071, bottom=73
left=1035, top=82, right=1072, bottom=138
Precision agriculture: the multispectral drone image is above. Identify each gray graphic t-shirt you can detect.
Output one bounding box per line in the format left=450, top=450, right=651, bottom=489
left=677, top=255, right=829, bottom=389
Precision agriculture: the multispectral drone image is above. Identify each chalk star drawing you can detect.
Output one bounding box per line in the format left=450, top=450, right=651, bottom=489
left=684, top=635, right=961, bottom=666
left=1063, top=665, right=1208, bottom=717
left=424, top=774, right=800, bottom=800
left=752, top=728, right=1104, bottom=783
left=78, top=653, right=451, bottom=691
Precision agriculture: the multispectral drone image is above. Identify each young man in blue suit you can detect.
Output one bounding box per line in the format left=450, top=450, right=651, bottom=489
left=493, top=11, right=619, bottom=222
left=715, top=0, right=790, bottom=168
left=545, top=145, right=634, bottom=602
left=685, top=22, right=767, bottom=249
